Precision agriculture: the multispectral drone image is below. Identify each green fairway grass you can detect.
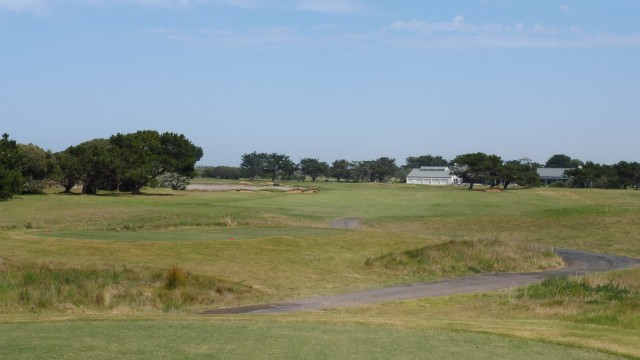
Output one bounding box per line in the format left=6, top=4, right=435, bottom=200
left=1, top=182, right=639, bottom=357
left=0, top=319, right=628, bottom=360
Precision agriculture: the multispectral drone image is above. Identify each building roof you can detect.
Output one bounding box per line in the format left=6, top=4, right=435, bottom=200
left=407, top=166, right=454, bottom=179
left=537, top=168, right=570, bottom=178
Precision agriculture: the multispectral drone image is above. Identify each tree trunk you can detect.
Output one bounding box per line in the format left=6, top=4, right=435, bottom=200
left=82, top=183, right=97, bottom=195
left=468, top=182, right=474, bottom=190
left=132, top=183, right=143, bottom=195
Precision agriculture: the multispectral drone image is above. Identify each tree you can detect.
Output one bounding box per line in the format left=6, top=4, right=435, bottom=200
left=52, top=148, right=84, bottom=193
left=452, top=152, right=502, bottom=190
left=371, top=157, right=397, bottom=182
left=240, top=151, right=267, bottom=180
left=110, top=130, right=203, bottom=194
left=499, top=161, right=540, bottom=189
left=299, top=158, right=329, bottom=182
left=404, top=155, right=449, bottom=169
left=263, top=153, right=293, bottom=182
left=330, top=159, right=351, bottom=182
left=545, top=154, right=583, bottom=168
left=614, top=161, right=640, bottom=189
left=16, top=144, right=55, bottom=194
left=74, top=139, right=122, bottom=195
left=564, top=162, right=610, bottom=188
left=0, top=133, right=23, bottom=200
left=199, top=166, right=241, bottom=180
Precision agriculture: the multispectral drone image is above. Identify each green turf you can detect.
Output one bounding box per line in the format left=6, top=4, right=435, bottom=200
left=0, top=319, right=627, bottom=360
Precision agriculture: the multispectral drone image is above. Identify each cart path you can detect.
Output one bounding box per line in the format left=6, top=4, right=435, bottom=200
left=203, top=249, right=640, bottom=315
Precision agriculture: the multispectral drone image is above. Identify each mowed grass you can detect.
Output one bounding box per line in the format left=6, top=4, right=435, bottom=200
left=1, top=182, right=640, bottom=357
left=0, top=319, right=628, bottom=360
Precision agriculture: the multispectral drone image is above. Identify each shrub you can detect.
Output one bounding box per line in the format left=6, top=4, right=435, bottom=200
left=165, top=265, right=188, bottom=290
left=155, top=173, right=190, bottom=191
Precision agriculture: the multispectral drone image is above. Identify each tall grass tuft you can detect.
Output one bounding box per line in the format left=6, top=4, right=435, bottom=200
left=364, top=238, right=562, bottom=278
left=0, top=260, right=257, bottom=314
left=165, top=265, right=187, bottom=290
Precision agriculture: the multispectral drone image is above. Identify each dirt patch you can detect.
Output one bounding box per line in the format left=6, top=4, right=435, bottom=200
left=287, top=189, right=317, bottom=194
left=329, top=218, right=363, bottom=229
left=188, top=184, right=302, bottom=192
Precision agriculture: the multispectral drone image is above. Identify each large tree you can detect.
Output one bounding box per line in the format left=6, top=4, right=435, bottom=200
left=545, top=154, right=583, bottom=168
left=371, top=157, right=397, bottom=182
left=0, top=133, right=23, bottom=200
left=53, top=148, right=84, bottom=193
left=240, top=151, right=267, bottom=180
left=330, top=159, right=351, bottom=182
left=404, top=155, right=449, bottom=169
left=299, top=158, right=329, bottom=182
left=16, top=144, right=55, bottom=194
left=74, top=139, right=122, bottom=195
left=452, top=152, right=502, bottom=190
left=614, top=161, right=640, bottom=189
left=263, top=153, right=293, bottom=182
left=110, top=130, right=203, bottom=194
left=499, top=161, right=540, bottom=189
left=565, top=162, right=618, bottom=189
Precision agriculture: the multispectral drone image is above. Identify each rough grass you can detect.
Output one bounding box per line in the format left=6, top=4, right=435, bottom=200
left=504, top=272, right=640, bottom=328
left=0, top=260, right=257, bottom=314
left=365, top=238, right=562, bottom=278
left=1, top=183, right=640, bottom=357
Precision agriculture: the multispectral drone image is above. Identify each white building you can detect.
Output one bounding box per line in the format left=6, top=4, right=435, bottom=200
left=406, top=166, right=460, bottom=185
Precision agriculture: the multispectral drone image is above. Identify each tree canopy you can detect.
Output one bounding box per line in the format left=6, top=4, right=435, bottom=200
left=452, top=152, right=502, bottom=190
left=109, top=130, right=203, bottom=194
left=404, top=155, right=449, bottom=169
left=545, top=154, right=583, bottom=168
left=0, top=133, right=23, bottom=200
left=299, top=158, right=329, bottom=182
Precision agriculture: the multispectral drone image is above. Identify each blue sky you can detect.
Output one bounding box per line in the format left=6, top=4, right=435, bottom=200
left=1, top=1, right=639, bottom=166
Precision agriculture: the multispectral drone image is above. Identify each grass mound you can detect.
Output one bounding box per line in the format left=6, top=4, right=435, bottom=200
left=507, top=273, right=640, bottom=328
left=0, top=260, right=257, bottom=314
left=365, top=238, right=562, bottom=278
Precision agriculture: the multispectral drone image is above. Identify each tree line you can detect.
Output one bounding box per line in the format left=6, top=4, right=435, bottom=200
left=3, top=131, right=639, bottom=201
left=196, top=151, right=638, bottom=190
left=0, top=131, right=202, bottom=200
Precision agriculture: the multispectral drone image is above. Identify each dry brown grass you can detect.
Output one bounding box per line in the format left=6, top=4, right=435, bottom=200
left=365, top=237, right=562, bottom=278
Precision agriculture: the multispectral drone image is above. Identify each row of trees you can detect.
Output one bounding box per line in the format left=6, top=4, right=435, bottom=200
left=0, top=131, right=203, bottom=200
left=235, top=151, right=639, bottom=190
left=238, top=152, right=399, bottom=183
left=565, top=161, right=640, bottom=189
left=230, top=151, right=547, bottom=187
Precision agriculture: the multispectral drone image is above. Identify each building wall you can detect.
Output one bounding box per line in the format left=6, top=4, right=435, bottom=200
left=407, top=176, right=457, bottom=185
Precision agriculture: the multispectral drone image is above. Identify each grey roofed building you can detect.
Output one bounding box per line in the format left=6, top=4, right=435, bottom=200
left=537, top=168, right=571, bottom=184
left=407, top=166, right=460, bottom=185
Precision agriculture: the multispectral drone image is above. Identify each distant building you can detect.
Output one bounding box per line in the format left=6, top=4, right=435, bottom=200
left=537, top=168, right=571, bottom=185
left=406, top=166, right=460, bottom=185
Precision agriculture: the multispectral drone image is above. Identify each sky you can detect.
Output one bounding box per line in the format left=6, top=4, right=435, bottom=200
left=1, top=0, right=639, bottom=166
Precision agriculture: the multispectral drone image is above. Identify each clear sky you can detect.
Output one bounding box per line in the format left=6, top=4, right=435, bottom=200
left=1, top=0, right=639, bottom=166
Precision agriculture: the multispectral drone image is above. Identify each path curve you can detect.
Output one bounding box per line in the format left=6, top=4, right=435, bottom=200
left=204, top=249, right=640, bottom=315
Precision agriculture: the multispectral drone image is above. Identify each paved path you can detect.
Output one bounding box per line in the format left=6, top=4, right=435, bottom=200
left=204, top=249, right=640, bottom=315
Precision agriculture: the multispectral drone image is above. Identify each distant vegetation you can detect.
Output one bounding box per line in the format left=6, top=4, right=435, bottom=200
left=2, top=129, right=639, bottom=201
left=0, top=131, right=202, bottom=200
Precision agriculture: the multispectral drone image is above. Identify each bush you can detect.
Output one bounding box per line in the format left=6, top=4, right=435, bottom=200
left=155, top=173, right=190, bottom=191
